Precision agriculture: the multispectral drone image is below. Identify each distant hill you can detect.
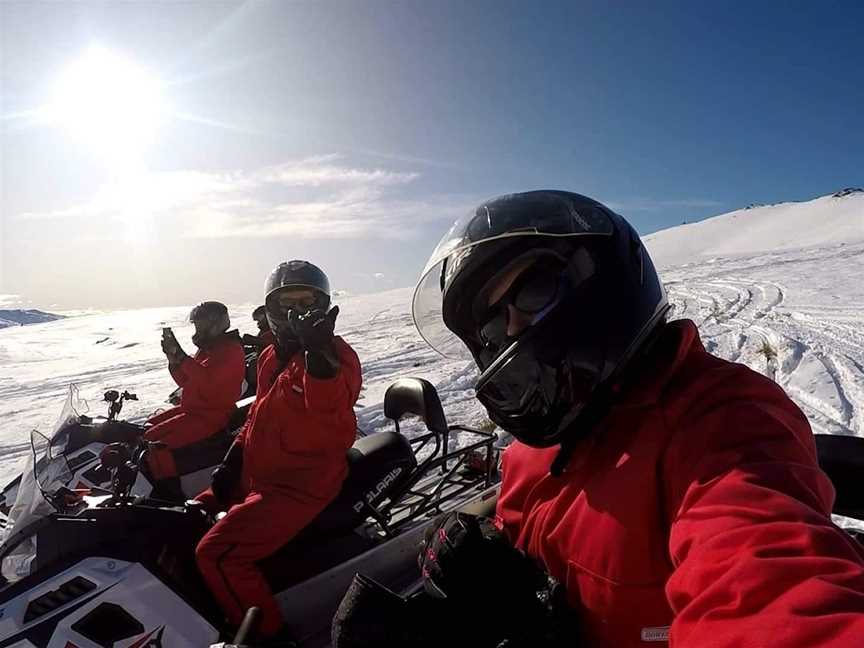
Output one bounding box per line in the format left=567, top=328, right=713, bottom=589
left=644, top=189, right=864, bottom=268
left=0, top=309, right=65, bottom=329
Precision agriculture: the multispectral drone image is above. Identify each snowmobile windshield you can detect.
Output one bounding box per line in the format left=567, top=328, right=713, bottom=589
left=0, top=386, right=88, bottom=582
left=33, top=385, right=88, bottom=497
left=413, top=192, right=614, bottom=358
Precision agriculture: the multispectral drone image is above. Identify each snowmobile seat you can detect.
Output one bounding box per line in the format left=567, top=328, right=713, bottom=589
left=815, top=433, right=864, bottom=520
left=172, top=427, right=236, bottom=475
left=304, top=431, right=417, bottom=535
left=308, top=379, right=452, bottom=536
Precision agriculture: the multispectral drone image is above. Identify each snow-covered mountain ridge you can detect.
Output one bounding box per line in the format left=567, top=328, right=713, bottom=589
left=0, top=310, right=64, bottom=330
left=644, top=189, right=863, bottom=269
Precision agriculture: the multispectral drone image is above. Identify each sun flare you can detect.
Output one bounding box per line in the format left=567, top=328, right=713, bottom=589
left=42, top=47, right=166, bottom=162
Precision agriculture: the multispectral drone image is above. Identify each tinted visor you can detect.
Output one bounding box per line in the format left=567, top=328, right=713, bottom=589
left=265, top=288, right=326, bottom=340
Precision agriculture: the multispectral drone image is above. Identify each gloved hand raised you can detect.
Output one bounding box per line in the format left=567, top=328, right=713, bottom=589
left=288, top=305, right=339, bottom=351
left=289, top=306, right=341, bottom=379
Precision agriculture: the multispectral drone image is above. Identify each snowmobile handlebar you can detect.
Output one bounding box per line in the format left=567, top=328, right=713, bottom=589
left=207, top=607, right=261, bottom=648
left=96, top=437, right=166, bottom=502
left=104, top=389, right=139, bottom=421
left=233, top=607, right=261, bottom=644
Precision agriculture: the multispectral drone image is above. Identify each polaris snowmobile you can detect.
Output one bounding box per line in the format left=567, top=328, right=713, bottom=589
left=0, top=377, right=501, bottom=647
left=0, top=387, right=247, bottom=517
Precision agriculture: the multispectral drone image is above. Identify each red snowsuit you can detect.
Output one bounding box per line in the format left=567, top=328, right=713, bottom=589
left=195, top=338, right=362, bottom=636
left=496, top=319, right=864, bottom=647
left=146, top=334, right=245, bottom=479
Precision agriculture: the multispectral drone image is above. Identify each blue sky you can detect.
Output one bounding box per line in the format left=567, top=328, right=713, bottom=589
left=1, top=1, right=862, bottom=308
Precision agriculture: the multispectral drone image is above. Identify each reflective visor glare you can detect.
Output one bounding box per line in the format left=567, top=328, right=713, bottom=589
left=412, top=259, right=475, bottom=360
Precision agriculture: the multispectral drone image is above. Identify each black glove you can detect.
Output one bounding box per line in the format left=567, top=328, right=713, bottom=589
left=290, top=306, right=341, bottom=379
left=419, top=513, right=543, bottom=599
left=211, top=441, right=243, bottom=504
left=418, top=512, right=550, bottom=641
left=289, top=305, right=339, bottom=350
left=332, top=573, right=412, bottom=648
left=332, top=569, right=580, bottom=648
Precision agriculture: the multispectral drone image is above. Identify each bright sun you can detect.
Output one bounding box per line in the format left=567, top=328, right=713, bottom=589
left=42, top=47, right=166, bottom=162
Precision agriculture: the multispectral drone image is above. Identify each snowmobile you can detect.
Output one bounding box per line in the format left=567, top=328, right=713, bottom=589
left=0, top=377, right=501, bottom=647
left=0, top=387, right=248, bottom=516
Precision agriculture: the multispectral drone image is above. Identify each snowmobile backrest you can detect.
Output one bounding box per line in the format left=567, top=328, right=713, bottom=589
left=383, top=378, right=448, bottom=437
left=815, top=433, right=864, bottom=520
left=305, top=431, right=417, bottom=535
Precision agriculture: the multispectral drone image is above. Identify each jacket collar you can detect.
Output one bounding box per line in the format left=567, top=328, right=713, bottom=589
left=613, top=319, right=703, bottom=410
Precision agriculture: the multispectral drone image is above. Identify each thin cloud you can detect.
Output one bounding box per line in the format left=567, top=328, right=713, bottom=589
left=14, top=155, right=466, bottom=240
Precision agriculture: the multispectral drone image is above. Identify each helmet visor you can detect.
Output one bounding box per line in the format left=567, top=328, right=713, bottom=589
left=413, top=192, right=612, bottom=359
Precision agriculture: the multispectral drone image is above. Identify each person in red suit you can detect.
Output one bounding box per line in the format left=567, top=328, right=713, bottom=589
left=405, top=191, right=864, bottom=647
left=146, top=301, right=245, bottom=500
left=242, top=304, right=276, bottom=355
left=195, top=260, right=362, bottom=642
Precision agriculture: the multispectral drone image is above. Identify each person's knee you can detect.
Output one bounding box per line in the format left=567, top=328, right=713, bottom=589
left=195, top=488, right=217, bottom=509
left=195, top=534, right=219, bottom=569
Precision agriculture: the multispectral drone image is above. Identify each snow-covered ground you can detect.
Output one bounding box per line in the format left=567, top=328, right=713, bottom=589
left=646, top=190, right=864, bottom=438
left=0, top=190, right=862, bottom=487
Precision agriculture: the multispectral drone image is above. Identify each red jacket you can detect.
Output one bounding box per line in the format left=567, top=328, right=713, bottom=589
left=169, top=333, right=246, bottom=424
left=237, top=338, right=362, bottom=502
left=496, top=320, right=864, bottom=647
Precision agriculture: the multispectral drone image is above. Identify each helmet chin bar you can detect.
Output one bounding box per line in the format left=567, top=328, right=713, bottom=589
left=474, top=310, right=605, bottom=449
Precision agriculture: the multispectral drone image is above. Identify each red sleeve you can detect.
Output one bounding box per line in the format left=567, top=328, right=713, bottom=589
left=664, top=395, right=864, bottom=647
left=168, top=363, right=187, bottom=387
left=301, top=338, right=362, bottom=414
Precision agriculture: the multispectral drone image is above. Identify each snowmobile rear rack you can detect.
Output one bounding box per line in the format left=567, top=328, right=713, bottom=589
left=372, top=378, right=497, bottom=536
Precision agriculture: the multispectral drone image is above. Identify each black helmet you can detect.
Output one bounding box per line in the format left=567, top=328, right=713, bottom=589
left=264, top=260, right=331, bottom=346
left=189, top=301, right=230, bottom=347
left=413, top=190, right=668, bottom=450
left=251, top=304, right=269, bottom=332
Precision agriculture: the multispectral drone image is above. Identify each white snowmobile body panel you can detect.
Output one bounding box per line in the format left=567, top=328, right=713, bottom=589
left=0, top=557, right=218, bottom=647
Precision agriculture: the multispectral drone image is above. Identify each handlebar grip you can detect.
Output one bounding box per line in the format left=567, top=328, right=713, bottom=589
left=232, top=607, right=261, bottom=644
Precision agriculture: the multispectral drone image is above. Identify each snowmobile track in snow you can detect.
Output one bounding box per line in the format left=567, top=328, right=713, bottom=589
left=664, top=243, right=864, bottom=437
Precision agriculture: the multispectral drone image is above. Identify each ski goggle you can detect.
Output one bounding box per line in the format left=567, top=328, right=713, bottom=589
left=266, top=289, right=320, bottom=318
left=265, top=288, right=328, bottom=339
left=474, top=258, right=568, bottom=352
